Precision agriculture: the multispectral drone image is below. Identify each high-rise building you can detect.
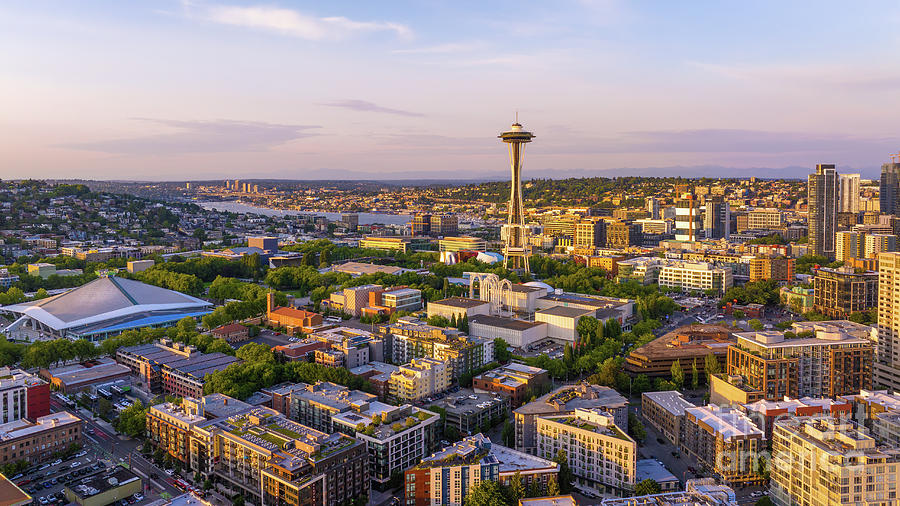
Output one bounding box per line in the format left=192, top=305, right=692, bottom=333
left=430, top=214, right=458, bottom=236
left=726, top=322, right=874, bottom=400
left=839, top=173, right=861, bottom=213
left=605, top=220, right=641, bottom=248
left=646, top=197, right=660, bottom=220
left=499, top=120, right=534, bottom=271
left=835, top=230, right=863, bottom=262
left=880, top=154, right=900, bottom=216
left=808, top=164, right=839, bottom=259
left=536, top=408, right=636, bottom=496
left=410, top=213, right=431, bottom=236
left=574, top=218, right=606, bottom=248
left=675, top=194, right=702, bottom=242
left=681, top=405, right=764, bottom=485
left=864, top=233, right=898, bottom=258
left=812, top=265, right=878, bottom=319
left=876, top=252, right=900, bottom=390
left=771, top=417, right=900, bottom=505
left=747, top=255, right=794, bottom=282
left=702, top=196, right=730, bottom=239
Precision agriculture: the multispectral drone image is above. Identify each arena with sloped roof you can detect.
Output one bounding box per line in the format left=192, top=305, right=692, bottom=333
left=1, top=276, right=212, bottom=342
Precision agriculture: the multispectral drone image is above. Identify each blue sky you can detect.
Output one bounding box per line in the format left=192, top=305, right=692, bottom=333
left=2, top=1, right=900, bottom=180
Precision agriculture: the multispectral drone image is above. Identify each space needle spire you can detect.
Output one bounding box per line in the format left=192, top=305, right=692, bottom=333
left=499, top=117, right=535, bottom=272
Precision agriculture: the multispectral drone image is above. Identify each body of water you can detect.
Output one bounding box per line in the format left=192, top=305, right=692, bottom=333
left=198, top=201, right=410, bottom=226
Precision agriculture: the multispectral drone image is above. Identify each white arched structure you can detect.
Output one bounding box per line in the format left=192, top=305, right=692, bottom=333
left=467, top=272, right=514, bottom=315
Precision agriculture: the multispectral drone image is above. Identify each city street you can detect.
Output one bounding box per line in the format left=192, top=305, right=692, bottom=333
left=47, top=396, right=185, bottom=503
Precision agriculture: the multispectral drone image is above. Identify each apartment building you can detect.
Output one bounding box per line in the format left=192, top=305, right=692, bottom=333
left=389, top=358, right=451, bottom=404
left=330, top=401, right=440, bottom=488
left=427, top=390, right=509, bottom=435
left=438, top=236, right=487, bottom=253
left=675, top=194, right=702, bottom=242
left=574, top=218, right=606, bottom=248
left=310, top=326, right=384, bottom=368
left=599, top=479, right=738, bottom=506
left=658, top=261, right=733, bottom=295
left=681, top=405, right=764, bottom=484
left=380, top=288, right=424, bottom=313
left=641, top=391, right=695, bottom=447
left=472, top=363, right=550, bottom=408
left=615, top=257, right=663, bottom=285
left=404, top=434, right=558, bottom=506
left=746, top=209, right=783, bottom=230
left=605, top=221, right=642, bottom=249
left=741, top=397, right=852, bottom=441
left=359, top=236, right=430, bottom=253
left=514, top=383, right=627, bottom=456
left=836, top=231, right=864, bottom=262
left=0, top=411, right=82, bottom=465
left=812, top=265, right=878, bottom=318
left=536, top=408, right=636, bottom=496
left=0, top=367, right=50, bottom=423
left=192, top=405, right=368, bottom=506
left=747, top=255, right=794, bottom=283
left=877, top=252, right=900, bottom=390
left=770, top=418, right=900, bottom=505
left=726, top=323, right=873, bottom=400
left=116, top=339, right=240, bottom=398
left=865, top=233, right=898, bottom=258
left=379, top=317, right=494, bottom=378
left=323, top=284, right=379, bottom=318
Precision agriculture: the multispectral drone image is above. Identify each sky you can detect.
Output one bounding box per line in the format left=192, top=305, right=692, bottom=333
left=2, top=1, right=900, bottom=181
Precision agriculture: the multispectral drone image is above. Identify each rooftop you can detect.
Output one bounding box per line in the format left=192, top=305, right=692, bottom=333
left=119, top=341, right=240, bottom=380
left=0, top=473, right=30, bottom=506
left=519, top=497, right=577, bottom=506
left=535, top=306, right=594, bottom=318
left=66, top=466, right=140, bottom=500
left=643, top=390, right=695, bottom=417
left=0, top=411, right=81, bottom=441
left=430, top=297, right=491, bottom=309
left=516, top=383, right=627, bottom=416
left=470, top=314, right=547, bottom=331
left=684, top=405, right=763, bottom=441
left=428, top=389, right=506, bottom=415
left=636, top=459, right=679, bottom=484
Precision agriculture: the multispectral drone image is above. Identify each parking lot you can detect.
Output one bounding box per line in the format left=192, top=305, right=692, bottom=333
left=12, top=452, right=138, bottom=506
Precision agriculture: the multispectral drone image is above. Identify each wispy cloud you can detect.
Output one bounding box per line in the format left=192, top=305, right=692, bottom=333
left=540, top=128, right=900, bottom=155
left=689, top=61, right=900, bottom=91
left=321, top=99, right=424, bottom=117
left=63, top=118, right=320, bottom=155
left=185, top=2, right=411, bottom=40
left=392, top=42, right=482, bottom=55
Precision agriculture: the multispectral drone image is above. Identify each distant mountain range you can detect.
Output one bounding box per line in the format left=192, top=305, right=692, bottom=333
left=255, top=164, right=879, bottom=183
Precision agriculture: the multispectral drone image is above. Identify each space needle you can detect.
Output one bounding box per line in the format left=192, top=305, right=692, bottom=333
left=499, top=116, right=534, bottom=272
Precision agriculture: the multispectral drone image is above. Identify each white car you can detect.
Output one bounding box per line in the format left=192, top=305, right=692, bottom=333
left=134, top=494, right=144, bottom=501
left=75, top=451, right=87, bottom=458
left=52, top=459, right=62, bottom=466
left=164, top=469, right=174, bottom=475
left=70, top=461, right=81, bottom=468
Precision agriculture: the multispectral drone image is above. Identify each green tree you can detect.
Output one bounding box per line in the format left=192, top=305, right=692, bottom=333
left=704, top=353, right=720, bottom=381
left=463, top=480, right=510, bottom=506
left=494, top=339, right=511, bottom=363
left=502, top=420, right=515, bottom=447
left=510, top=472, right=526, bottom=502
left=116, top=401, right=147, bottom=437
left=670, top=359, right=684, bottom=389
left=632, top=374, right=651, bottom=395
left=553, top=449, right=573, bottom=493
left=691, top=358, right=699, bottom=390
left=748, top=318, right=764, bottom=331
left=755, top=498, right=775, bottom=506
left=547, top=476, right=561, bottom=496
left=426, top=315, right=451, bottom=328
left=635, top=478, right=661, bottom=496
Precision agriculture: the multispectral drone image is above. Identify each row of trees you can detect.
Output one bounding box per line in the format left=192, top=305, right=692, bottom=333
left=203, top=342, right=372, bottom=400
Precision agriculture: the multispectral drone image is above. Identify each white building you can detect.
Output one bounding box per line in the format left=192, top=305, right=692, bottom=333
left=658, top=261, right=733, bottom=295
left=534, top=306, right=594, bottom=342
left=839, top=173, right=861, bottom=213
left=469, top=315, right=548, bottom=350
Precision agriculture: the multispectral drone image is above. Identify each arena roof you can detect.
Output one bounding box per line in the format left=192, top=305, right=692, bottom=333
left=2, top=276, right=211, bottom=338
